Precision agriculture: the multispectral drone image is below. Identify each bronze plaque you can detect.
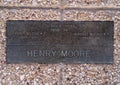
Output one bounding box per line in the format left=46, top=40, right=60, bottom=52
left=6, top=20, right=114, bottom=64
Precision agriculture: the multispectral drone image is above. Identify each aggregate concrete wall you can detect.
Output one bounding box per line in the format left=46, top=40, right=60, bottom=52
left=0, top=0, right=120, bottom=85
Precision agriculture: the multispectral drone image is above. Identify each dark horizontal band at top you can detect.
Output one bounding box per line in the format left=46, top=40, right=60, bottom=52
left=0, top=6, right=120, bottom=10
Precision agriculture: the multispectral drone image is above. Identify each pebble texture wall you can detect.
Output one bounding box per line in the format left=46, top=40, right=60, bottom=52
left=0, top=0, right=120, bottom=85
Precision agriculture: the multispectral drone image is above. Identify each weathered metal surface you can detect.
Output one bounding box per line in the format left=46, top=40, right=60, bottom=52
left=6, top=20, right=114, bottom=64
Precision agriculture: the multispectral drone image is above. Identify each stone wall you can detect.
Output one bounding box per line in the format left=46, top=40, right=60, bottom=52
left=0, top=0, right=120, bottom=85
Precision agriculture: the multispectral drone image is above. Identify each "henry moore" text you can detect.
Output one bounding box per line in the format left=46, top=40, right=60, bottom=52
left=27, top=50, right=89, bottom=57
